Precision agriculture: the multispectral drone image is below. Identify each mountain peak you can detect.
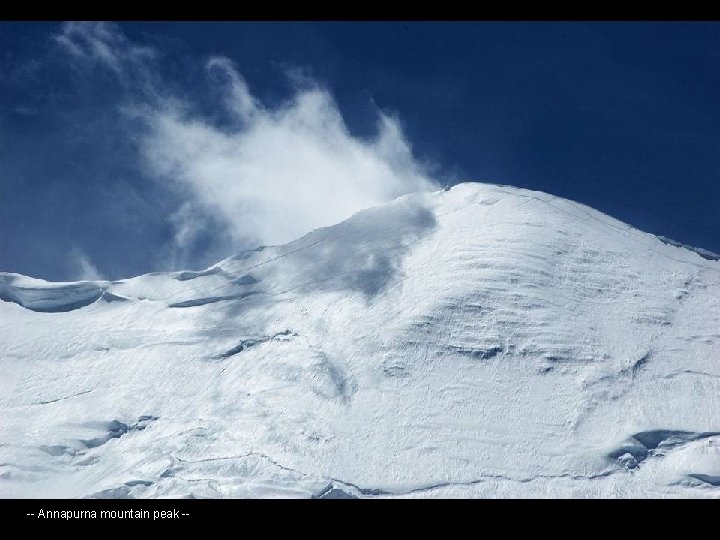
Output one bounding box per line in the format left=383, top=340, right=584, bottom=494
left=2, top=182, right=719, bottom=498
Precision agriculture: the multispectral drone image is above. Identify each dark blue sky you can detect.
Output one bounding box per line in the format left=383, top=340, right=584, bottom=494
left=1, top=22, right=719, bottom=281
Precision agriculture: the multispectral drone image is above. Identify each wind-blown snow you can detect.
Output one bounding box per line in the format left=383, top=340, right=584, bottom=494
left=1, top=182, right=719, bottom=498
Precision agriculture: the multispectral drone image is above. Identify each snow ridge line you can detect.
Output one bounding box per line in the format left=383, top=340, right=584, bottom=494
left=154, top=193, right=482, bottom=305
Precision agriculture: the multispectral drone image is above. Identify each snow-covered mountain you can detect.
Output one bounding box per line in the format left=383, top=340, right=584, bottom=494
left=2, top=182, right=719, bottom=498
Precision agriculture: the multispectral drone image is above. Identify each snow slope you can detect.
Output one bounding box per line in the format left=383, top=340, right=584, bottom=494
left=1, top=182, right=719, bottom=498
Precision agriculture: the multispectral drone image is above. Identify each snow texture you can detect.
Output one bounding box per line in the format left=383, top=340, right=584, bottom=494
left=1, top=182, right=719, bottom=498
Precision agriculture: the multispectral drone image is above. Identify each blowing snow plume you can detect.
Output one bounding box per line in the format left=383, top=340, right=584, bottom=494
left=55, top=23, right=437, bottom=266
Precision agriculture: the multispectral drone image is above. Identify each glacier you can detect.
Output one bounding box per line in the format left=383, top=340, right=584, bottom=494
left=1, top=182, right=719, bottom=498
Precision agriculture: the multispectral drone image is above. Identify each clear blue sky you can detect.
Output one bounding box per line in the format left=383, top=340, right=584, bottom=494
left=2, top=22, right=719, bottom=281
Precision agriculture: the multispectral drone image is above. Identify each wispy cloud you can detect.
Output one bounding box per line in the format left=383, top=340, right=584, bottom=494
left=0, top=105, right=38, bottom=116
left=68, top=248, right=104, bottom=281
left=54, top=22, right=157, bottom=92
left=54, top=22, right=438, bottom=268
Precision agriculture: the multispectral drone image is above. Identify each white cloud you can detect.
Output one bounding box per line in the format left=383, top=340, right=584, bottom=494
left=55, top=23, right=438, bottom=265
left=140, top=60, right=437, bottom=249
